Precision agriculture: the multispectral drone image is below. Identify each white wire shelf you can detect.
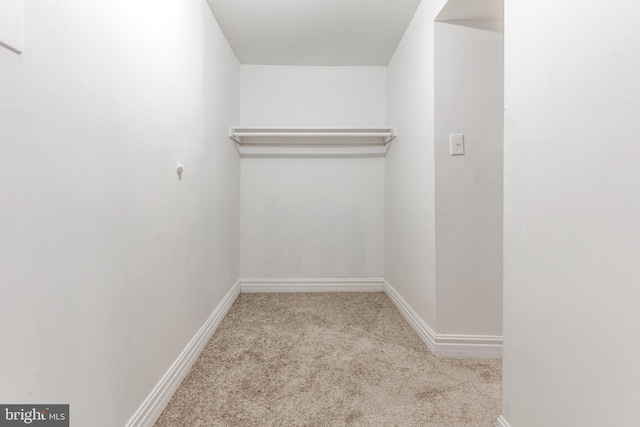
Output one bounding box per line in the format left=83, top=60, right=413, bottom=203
left=228, top=127, right=396, bottom=157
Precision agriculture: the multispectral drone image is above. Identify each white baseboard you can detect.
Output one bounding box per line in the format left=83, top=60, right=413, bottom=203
left=240, top=278, right=385, bottom=293
left=383, top=279, right=438, bottom=354
left=383, top=280, right=502, bottom=358
left=125, top=280, right=241, bottom=427
left=435, top=332, right=503, bottom=358
left=497, top=415, right=512, bottom=427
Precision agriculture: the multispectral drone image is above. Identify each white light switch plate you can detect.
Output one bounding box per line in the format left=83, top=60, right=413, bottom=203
left=450, top=134, right=464, bottom=155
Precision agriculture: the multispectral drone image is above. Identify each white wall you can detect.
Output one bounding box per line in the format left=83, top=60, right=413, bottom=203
left=241, top=157, right=384, bottom=278
left=240, top=65, right=386, bottom=127
left=239, top=66, right=386, bottom=279
left=434, top=21, right=503, bottom=336
left=503, top=0, right=640, bottom=425
left=0, top=0, right=24, bottom=53
left=386, top=0, right=447, bottom=328
left=0, top=1, right=240, bottom=426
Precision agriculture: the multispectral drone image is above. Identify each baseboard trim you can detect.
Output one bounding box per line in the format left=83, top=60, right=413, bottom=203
left=125, top=280, right=241, bottom=427
left=497, top=415, right=512, bottom=427
left=383, top=279, right=438, bottom=354
left=240, top=278, right=385, bottom=293
left=435, top=333, right=503, bottom=358
left=383, top=280, right=502, bottom=358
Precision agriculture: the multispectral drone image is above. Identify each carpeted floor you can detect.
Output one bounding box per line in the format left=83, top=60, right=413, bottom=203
left=154, top=293, right=501, bottom=426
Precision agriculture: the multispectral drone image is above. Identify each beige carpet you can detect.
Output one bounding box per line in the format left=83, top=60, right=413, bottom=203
left=154, top=293, right=501, bottom=426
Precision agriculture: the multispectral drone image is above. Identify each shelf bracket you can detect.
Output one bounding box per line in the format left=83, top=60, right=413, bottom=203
left=383, top=126, right=397, bottom=145
left=228, top=126, right=241, bottom=144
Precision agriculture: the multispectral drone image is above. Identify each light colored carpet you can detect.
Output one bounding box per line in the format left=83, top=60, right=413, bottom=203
left=154, top=293, right=501, bottom=426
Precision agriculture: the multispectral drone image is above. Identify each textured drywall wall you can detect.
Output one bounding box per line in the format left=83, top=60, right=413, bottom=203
left=502, top=0, right=640, bottom=425
left=239, top=66, right=386, bottom=279
left=386, top=0, right=448, bottom=329
left=0, top=1, right=240, bottom=425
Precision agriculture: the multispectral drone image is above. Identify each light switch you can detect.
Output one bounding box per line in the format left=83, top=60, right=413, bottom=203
left=450, top=134, right=464, bottom=156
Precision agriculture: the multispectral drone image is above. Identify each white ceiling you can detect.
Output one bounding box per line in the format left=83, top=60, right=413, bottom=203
left=436, top=0, right=503, bottom=22
left=206, top=0, right=422, bottom=66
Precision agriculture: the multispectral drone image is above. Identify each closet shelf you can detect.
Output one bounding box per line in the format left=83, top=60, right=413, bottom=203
left=229, top=126, right=396, bottom=158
